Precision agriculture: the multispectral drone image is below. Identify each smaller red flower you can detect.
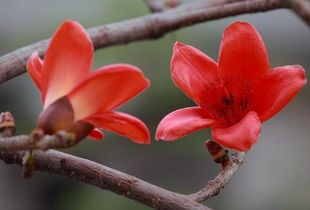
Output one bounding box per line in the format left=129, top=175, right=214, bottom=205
left=156, top=21, right=307, bottom=151
left=27, top=20, right=150, bottom=144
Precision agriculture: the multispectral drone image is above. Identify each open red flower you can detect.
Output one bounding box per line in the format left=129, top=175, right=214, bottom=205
left=26, top=20, right=150, bottom=144
left=156, top=21, right=306, bottom=151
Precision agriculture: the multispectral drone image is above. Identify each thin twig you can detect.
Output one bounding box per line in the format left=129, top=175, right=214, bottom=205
left=188, top=152, right=245, bottom=202
left=0, top=131, right=77, bottom=151
left=0, top=0, right=290, bottom=84
left=0, top=111, right=79, bottom=151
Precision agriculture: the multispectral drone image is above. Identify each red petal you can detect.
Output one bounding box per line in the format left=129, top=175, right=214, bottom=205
left=26, top=52, right=43, bottom=91
left=218, top=21, right=269, bottom=84
left=156, top=107, right=215, bottom=141
left=42, top=20, right=93, bottom=108
left=68, top=64, right=149, bottom=120
left=84, top=112, right=150, bottom=144
left=88, top=128, right=104, bottom=141
left=252, top=65, right=306, bottom=122
left=171, top=42, right=218, bottom=106
left=212, top=111, right=261, bottom=151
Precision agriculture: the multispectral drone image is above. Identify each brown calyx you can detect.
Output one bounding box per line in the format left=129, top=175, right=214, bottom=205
left=37, top=96, right=93, bottom=142
left=206, top=140, right=228, bottom=164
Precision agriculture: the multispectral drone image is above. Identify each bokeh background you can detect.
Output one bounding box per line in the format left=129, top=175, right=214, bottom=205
left=0, top=0, right=309, bottom=209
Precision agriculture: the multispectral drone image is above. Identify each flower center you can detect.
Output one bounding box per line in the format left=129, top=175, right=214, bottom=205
left=202, top=77, right=253, bottom=127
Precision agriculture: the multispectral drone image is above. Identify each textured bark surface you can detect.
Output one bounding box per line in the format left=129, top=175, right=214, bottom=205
left=0, top=150, right=210, bottom=210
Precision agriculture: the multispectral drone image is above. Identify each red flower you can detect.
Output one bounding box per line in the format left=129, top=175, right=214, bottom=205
left=156, top=21, right=307, bottom=151
left=26, top=20, right=150, bottom=144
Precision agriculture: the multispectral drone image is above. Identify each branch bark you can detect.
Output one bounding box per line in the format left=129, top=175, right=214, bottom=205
left=0, top=120, right=244, bottom=209
left=0, top=149, right=210, bottom=210
left=0, top=130, right=244, bottom=209
left=285, top=0, right=310, bottom=25
left=189, top=152, right=245, bottom=202
left=0, top=0, right=292, bottom=85
left=0, top=111, right=242, bottom=209
left=0, top=111, right=210, bottom=209
left=0, top=132, right=77, bottom=151
left=0, top=112, right=79, bottom=151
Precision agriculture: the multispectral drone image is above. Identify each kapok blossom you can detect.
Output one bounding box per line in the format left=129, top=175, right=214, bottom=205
left=155, top=21, right=307, bottom=151
left=27, top=20, right=150, bottom=144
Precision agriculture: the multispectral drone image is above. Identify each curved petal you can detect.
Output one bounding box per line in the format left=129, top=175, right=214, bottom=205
left=252, top=65, right=306, bottom=122
left=42, top=20, right=93, bottom=108
left=88, top=128, right=105, bottom=141
left=26, top=52, right=43, bottom=91
left=211, top=111, right=261, bottom=151
left=171, top=42, right=218, bottom=106
left=84, top=111, right=150, bottom=144
left=218, top=21, right=269, bottom=84
left=156, top=107, right=215, bottom=141
left=68, top=64, right=150, bottom=120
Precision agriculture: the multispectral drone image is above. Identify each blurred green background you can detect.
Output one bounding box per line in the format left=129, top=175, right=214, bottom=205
left=0, top=0, right=309, bottom=209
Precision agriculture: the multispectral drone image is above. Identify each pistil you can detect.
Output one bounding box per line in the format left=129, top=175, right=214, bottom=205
left=203, top=77, right=253, bottom=127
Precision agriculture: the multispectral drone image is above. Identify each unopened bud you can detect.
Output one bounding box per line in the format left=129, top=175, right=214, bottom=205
left=205, top=140, right=228, bottom=164
left=0, top=112, right=16, bottom=137
left=37, top=96, right=93, bottom=143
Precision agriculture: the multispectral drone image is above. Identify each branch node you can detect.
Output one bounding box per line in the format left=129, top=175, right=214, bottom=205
left=29, top=128, right=44, bottom=144
left=29, top=130, right=77, bottom=150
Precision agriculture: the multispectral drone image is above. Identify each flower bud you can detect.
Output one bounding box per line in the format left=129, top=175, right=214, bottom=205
left=37, top=96, right=93, bottom=142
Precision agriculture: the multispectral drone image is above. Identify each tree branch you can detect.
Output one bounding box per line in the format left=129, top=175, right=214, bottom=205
left=0, top=112, right=79, bottom=151
left=0, top=0, right=291, bottom=85
left=189, top=152, right=245, bottom=202
left=0, top=112, right=210, bottom=209
left=285, top=0, right=310, bottom=26
left=0, top=132, right=78, bottom=151
left=0, top=122, right=244, bottom=210
left=0, top=138, right=245, bottom=209
left=0, top=112, right=242, bottom=209
left=0, top=149, right=210, bottom=210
